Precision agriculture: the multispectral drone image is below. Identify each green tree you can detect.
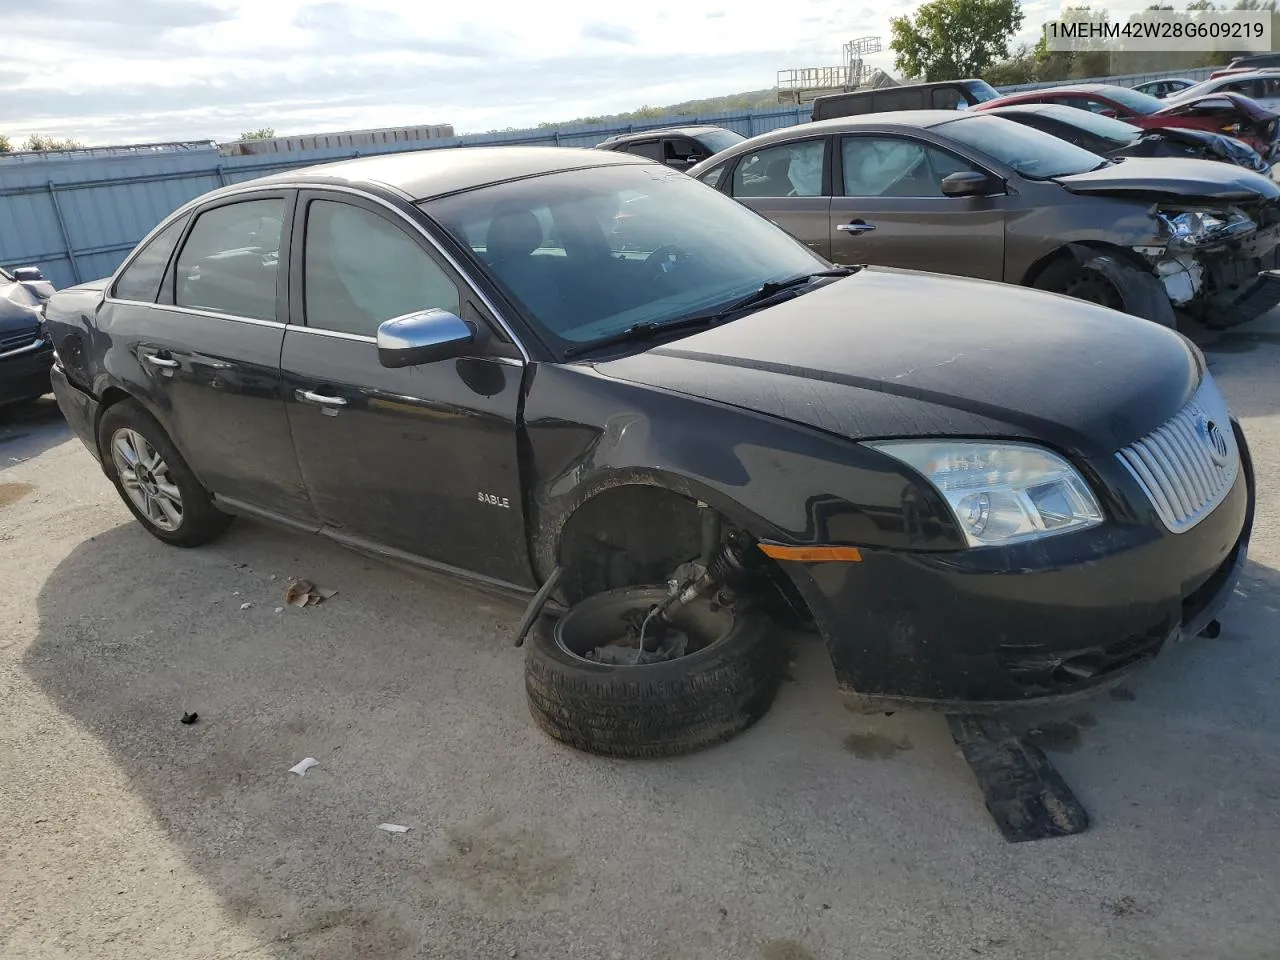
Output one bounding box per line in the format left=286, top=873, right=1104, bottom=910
left=239, top=128, right=276, bottom=141
left=889, top=0, right=1025, bottom=81
left=23, top=134, right=83, bottom=151
left=0, top=134, right=10, bottom=153
left=984, top=43, right=1036, bottom=84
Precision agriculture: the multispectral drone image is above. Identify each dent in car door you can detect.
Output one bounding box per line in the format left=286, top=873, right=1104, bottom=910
left=728, top=137, right=832, bottom=258
left=829, top=134, right=1006, bottom=281
left=279, top=190, right=534, bottom=588
left=122, top=191, right=313, bottom=519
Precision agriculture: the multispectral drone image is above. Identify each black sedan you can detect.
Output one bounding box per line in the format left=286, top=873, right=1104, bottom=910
left=985, top=102, right=1274, bottom=177
left=42, top=147, right=1252, bottom=754
left=1, top=264, right=55, bottom=406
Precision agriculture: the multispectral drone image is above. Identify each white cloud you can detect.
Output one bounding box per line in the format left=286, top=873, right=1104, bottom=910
left=0, top=0, right=1033, bottom=146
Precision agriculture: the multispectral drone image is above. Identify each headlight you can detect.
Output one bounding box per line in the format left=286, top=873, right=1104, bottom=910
left=1158, top=208, right=1255, bottom=249
left=866, top=440, right=1104, bottom=547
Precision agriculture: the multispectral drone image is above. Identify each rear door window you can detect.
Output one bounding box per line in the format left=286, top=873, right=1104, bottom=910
left=174, top=198, right=284, bottom=321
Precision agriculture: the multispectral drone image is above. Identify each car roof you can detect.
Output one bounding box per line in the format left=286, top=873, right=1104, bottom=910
left=698, top=111, right=986, bottom=157
left=1203, top=70, right=1280, bottom=83
left=601, top=126, right=731, bottom=144
left=808, top=110, right=974, bottom=130
left=215, top=146, right=650, bottom=202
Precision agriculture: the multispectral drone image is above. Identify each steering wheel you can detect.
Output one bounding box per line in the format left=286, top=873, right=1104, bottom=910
left=643, top=244, right=694, bottom=283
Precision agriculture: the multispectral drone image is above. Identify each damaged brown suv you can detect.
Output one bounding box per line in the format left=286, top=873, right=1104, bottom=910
left=688, top=110, right=1280, bottom=328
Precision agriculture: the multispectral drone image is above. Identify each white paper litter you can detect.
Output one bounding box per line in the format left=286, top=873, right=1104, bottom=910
left=377, top=823, right=410, bottom=833
left=289, top=757, right=319, bottom=776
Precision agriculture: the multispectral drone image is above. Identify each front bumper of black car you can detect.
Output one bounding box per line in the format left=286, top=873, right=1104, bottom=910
left=784, top=420, right=1254, bottom=708
left=0, top=336, right=54, bottom=404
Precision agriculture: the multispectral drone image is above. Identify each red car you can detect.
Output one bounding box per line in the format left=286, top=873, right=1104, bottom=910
left=973, top=83, right=1279, bottom=159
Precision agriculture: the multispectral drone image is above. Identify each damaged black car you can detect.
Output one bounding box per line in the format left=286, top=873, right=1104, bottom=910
left=41, top=148, right=1254, bottom=757
left=1, top=264, right=55, bottom=406
left=984, top=102, right=1275, bottom=178
left=689, top=112, right=1280, bottom=329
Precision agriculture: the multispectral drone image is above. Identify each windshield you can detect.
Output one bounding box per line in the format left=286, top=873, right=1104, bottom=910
left=0, top=266, right=11, bottom=282
left=1037, top=104, right=1142, bottom=143
left=698, top=129, right=746, bottom=154
left=964, top=80, right=1002, bottom=104
left=936, top=114, right=1107, bottom=178
left=1171, top=78, right=1223, bottom=101
left=1097, top=85, right=1165, bottom=116
left=423, top=164, right=827, bottom=351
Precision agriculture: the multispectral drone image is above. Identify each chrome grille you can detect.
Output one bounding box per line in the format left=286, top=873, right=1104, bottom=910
left=0, top=326, right=39, bottom=353
left=1117, top=375, right=1239, bottom=534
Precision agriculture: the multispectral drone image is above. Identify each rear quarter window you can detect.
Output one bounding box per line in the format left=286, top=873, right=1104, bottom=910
left=112, top=216, right=188, bottom=302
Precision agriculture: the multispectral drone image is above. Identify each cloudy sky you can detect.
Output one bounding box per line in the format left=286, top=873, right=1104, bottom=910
left=2, top=0, right=1067, bottom=146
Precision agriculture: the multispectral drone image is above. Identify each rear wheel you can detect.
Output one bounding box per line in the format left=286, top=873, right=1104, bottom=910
left=98, top=400, right=231, bottom=547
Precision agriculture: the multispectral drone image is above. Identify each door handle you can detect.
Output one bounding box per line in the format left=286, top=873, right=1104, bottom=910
left=145, top=354, right=179, bottom=368
left=837, top=220, right=877, bottom=234
left=295, top=388, right=348, bottom=408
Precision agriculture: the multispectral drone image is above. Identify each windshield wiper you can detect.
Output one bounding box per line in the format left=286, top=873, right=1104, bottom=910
left=709, top=268, right=856, bottom=317
left=562, top=268, right=856, bottom=359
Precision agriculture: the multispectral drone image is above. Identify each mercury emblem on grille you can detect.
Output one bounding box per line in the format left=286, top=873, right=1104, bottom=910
left=1199, top=415, right=1230, bottom=466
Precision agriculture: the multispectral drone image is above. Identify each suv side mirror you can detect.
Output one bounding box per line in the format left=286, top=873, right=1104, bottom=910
left=11, top=266, right=45, bottom=282
left=376, top=309, right=476, bottom=368
left=941, top=171, right=999, bottom=197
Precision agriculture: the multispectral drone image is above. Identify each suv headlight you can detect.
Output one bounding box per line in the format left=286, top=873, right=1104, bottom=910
left=866, top=440, right=1104, bottom=547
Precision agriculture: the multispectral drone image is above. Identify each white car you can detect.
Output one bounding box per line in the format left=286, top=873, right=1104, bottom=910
left=1166, top=71, right=1280, bottom=112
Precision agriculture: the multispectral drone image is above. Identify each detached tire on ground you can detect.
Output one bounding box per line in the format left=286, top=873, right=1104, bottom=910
left=524, top=586, right=787, bottom=758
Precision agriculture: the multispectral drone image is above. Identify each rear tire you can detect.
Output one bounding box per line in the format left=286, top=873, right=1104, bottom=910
left=525, top=587, right=786, bottom=758
left=98, top=399, right=231, bottom=547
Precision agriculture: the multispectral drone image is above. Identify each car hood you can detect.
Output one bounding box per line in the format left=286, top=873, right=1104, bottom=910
left=1055, top=156, right=1280, bottom=200
left=593, top=268, right=1199, bottom=459
left=0, top=280, right=43, bottom=334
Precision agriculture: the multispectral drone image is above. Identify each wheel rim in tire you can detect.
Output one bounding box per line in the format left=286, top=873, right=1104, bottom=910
left=1056, top=270, right=1123, bottom=310
left=110, top=427, right=183, bottom=531
left=554, top=585, right=735, bottom=667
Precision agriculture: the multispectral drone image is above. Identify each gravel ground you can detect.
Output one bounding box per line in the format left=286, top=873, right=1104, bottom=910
left=2, top=325, right=1278, bottom=960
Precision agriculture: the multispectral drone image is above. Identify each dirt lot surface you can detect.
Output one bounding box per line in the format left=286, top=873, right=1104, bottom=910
left=2, top=326, right=1279, bottom=960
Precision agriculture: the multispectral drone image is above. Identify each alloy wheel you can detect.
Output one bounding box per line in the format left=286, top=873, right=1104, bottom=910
left=110, top=427, right=184, bottom=532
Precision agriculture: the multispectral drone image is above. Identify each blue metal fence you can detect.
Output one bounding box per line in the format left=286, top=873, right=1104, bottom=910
left=0, top=65, right=1211, bottom=288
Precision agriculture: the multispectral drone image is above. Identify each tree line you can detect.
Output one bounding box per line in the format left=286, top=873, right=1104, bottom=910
left=890, top=0, right=1279, bottom=85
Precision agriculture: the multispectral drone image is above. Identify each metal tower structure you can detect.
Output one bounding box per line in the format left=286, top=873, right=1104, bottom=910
left=843, top=37, right=883, bottom=88
left=777, top=37, right=885, bottom=104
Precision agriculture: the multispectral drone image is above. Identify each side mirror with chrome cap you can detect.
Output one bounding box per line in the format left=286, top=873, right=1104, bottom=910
left=376, top=309, right=477, bottom=369
left=941, top=171, right=1000, bottom=198
left=11, top=266, right=45, bottom=282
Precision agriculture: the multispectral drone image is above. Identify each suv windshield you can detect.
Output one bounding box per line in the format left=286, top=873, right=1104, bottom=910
left=698, top=129, right=747, bottom=154
left=423, top=164, right=827, bottom=351
left=936, top=114, right=1106, bottom=179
